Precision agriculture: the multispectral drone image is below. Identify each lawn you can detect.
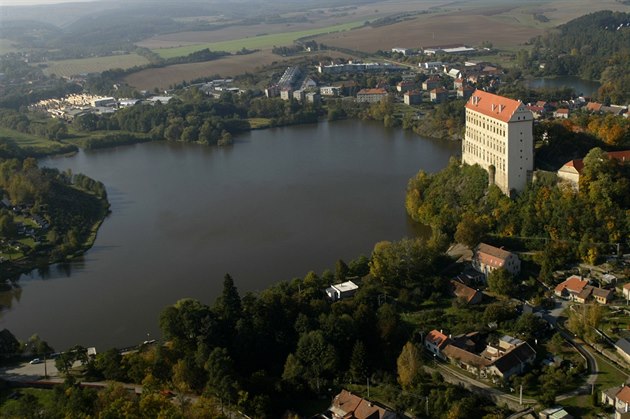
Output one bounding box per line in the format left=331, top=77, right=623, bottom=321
left=154, top=21, right=365, bottom=58
left=41, top=54, right=149, bottom=77
left=247, top=118, right=272, bottom=129
left=0, top=126, right=76, bottom=155
left=0, top=388, right=57, bottom=414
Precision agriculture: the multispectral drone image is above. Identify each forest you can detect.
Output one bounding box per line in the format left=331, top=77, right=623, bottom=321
left=0, top=158, right=109, bottom=278
left=526, top=11, right=630, bottom=103
left=406, top=148, right=630, bottom=280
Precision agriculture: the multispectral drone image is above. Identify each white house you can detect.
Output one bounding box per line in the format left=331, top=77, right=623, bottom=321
left=325, top=281, right=359, bottom=301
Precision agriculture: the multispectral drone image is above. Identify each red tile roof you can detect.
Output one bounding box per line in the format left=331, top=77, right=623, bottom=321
left=450, top=280, right=481, bottom=304
left=554, top=275, right=588, bottom=295
left=426, top=329, right=450, bottom=349
left=617, top=386, right=630, bottom=404
left=357, top=88, right=388, bottom=95
left=562, top=159, right=585, bottom=173
left=466, top=90, right=523, bottom=123
left=475, top=243, right=513, bottom=269
left=586, top=102, right=603, bottom=112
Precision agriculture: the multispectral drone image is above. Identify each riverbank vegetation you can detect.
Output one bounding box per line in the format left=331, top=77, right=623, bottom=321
left=406, top=150, right=630, bottom=280
left=0, top=158, right=109, bottom=279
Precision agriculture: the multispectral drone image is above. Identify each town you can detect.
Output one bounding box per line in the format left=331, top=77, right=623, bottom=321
left=0, top=0, right=629, bottom=418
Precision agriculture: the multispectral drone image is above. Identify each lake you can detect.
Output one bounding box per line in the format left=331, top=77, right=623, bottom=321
left=526, top=75, right=601, bottom=97
left=0, top=120, right=459, bottom=350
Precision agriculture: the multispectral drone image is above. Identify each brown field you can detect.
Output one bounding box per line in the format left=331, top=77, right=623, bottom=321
left=313, top=14, right=544, bottom=52
left=124, top=50, right=352, bottom=90
left=136, top=0, right=448, bottom=49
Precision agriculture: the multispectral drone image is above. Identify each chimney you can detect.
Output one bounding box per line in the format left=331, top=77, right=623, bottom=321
left=492, top=104, right=496, bottom=111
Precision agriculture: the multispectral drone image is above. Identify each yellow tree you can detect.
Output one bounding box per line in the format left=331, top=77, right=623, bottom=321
left=397, top=341, right=423, bottom=390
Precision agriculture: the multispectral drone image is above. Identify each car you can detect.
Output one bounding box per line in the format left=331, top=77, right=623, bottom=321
left=29, top=358, right=42, bottom=364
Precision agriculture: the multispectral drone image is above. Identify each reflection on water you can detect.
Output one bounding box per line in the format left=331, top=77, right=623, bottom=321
left=0, top=120, right=459, bottom=349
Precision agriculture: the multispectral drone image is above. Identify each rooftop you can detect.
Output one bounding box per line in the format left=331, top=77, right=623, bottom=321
left=466, top=90, right=524, bottom=123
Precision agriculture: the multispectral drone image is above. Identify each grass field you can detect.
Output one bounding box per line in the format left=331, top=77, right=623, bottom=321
left=0, top=38, right=18, bottom=55
left=0, top=127, right=76, bottom=156
left=153, top=21, right=365, bottom=58
left=42, top=54, right=149, bottom=77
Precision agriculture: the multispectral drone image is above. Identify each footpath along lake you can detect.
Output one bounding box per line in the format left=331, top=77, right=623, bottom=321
left=0, top=120, right=459, bottom=350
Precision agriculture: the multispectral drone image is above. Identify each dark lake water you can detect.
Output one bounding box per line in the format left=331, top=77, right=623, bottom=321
left=0, top=120, right=459, bottom=350
left=526, top=75, right=601, bottom=97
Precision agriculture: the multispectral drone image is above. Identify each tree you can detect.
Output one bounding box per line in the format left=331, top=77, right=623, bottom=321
left=205, top=347, right=238, bottom=407
left=454, top=212, right=487, bottom=248
left=0, top=328, right=20, bottom=358
left=397, top=341, right=423, bottom=389
left=335, top=259, right=349, bottom=281
left=295, top=331, right=337, bottom=392
left=349, top=340, right=369, bottom=383
left=487, top=268, right=515, bottom=297
left=215, top=274, right=242, bottom=328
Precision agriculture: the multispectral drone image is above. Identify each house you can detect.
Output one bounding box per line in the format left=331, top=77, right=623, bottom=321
left=320, top=86, right=340, bottom=96
left=554, top=275, right=589, bottom=300
left=404, top=90, right=422, bottom=105
left=356, top=88, right=388, bottom=103
left=329, top=390, right=398, bottom=419
left=424, top=329, right=450, bottom=360
left=586, top=102, right=603, bottom=113
left=442, top=343, right=490, bottom=376
left=472, top=243, right=521, bottom=279
left=421, top=61, right=443, bottom=71
left=446, top=68, right=462, bottom=79
left=603, top=385, right=630, bottom=418
left=293, top=90, right=305, bottom=102
left=554, top=108, right=569, bottom=118
left=539, top=406, right=574, bottom=419
left=454, top=78, right=464, bottom=90
left=325, top=281, right=359, bottom=301
left=450, top=280, right=482, bottom=304
left=486, top=341, right=536, bottom=380
left=462, top=90, right=534, bottom=197
left=422, top=77, right=441, bottom=91
left=592, top=287, right=614, bottom=304
left=430, top=87, right=448, bottom=103
left=614, top=338, right=630, bottom=365
left=280, top=88, right=293, bottom=100
left=305, top=92, right=321, bottom=105
left=557, top=159, right=584, bottom=189
left=457, top=85, right=474, bottom=100
left=392, top=47, right=412, bottom=56
left=396, top=80, right=416, bottom=93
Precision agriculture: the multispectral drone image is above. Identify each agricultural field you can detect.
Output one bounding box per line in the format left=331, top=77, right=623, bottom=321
left=124, top=50, right=353, bottom=91
left=153, top=20, right=365, bottom=58
left=313, top=0, right=629, bottom=52
left=41, top=54, right=149, bottom=78
left=0, top=38, right=18, bottom=55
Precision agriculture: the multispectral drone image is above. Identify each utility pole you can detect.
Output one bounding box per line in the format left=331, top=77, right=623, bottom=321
left=367, top=377, right=370, bottom=398
left=425, top=396, right=429, bottom=417
left=519, top=385, right=523, bottom=405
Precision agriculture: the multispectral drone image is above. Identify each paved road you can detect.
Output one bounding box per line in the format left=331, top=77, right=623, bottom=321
left=0, top=359, right=61, bottom=383
left=432, top=363, right=537, bottom=406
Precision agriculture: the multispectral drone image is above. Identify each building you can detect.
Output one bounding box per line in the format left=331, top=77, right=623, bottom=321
left=485, top=341, right=536, bottom=379
left=328, top=390, right=398, bottom=419
left=539, top=406, right=574, bottom=419
left=356, top=88, right=388, bottom=103
left=457, top=85, right=474, bottom=100
left=404, top=90, right=422, bottom=105
left=424, top=329, right=450, bottom=360
left=265, top=85, right=280, bottom=98
left=325, top=281, right=359, bottom=301
left=430, top=87, right=448, bottom=103
left=396, top=80, right=416, bottom=93
left=623, top=283, right=630, bottom=300
left=602, top=385, right=630, bottom=418
left=554, top=275, right=589, bottom=300
left=423, top=44, right=476, bottom=55
left=320, top=86, right=340, bottom=96
left=305, top=92, right=321, bottom=105
left=554, top=108, right=569, bottom=118
left=614, top=338, right=630, bottom=365
left=450, top=280, right=482, bottom=304
left=292, top=90, right=305, bottom=102
left=472, top=243, right=521, bottom=279
left=421, top=61, right=443, bottom=71
left=557, top=150, right=630, bottom=190
left=280, top=89, right=292, bottom=100
left=422, top=77, right=441, bottom=91
left=392, top=47, right=412, bottom=56
left=462, top=90, right=534, bottom=197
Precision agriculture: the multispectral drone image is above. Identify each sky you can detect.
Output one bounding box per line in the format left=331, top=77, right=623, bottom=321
left=2, top=0, right=98, bottom=5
